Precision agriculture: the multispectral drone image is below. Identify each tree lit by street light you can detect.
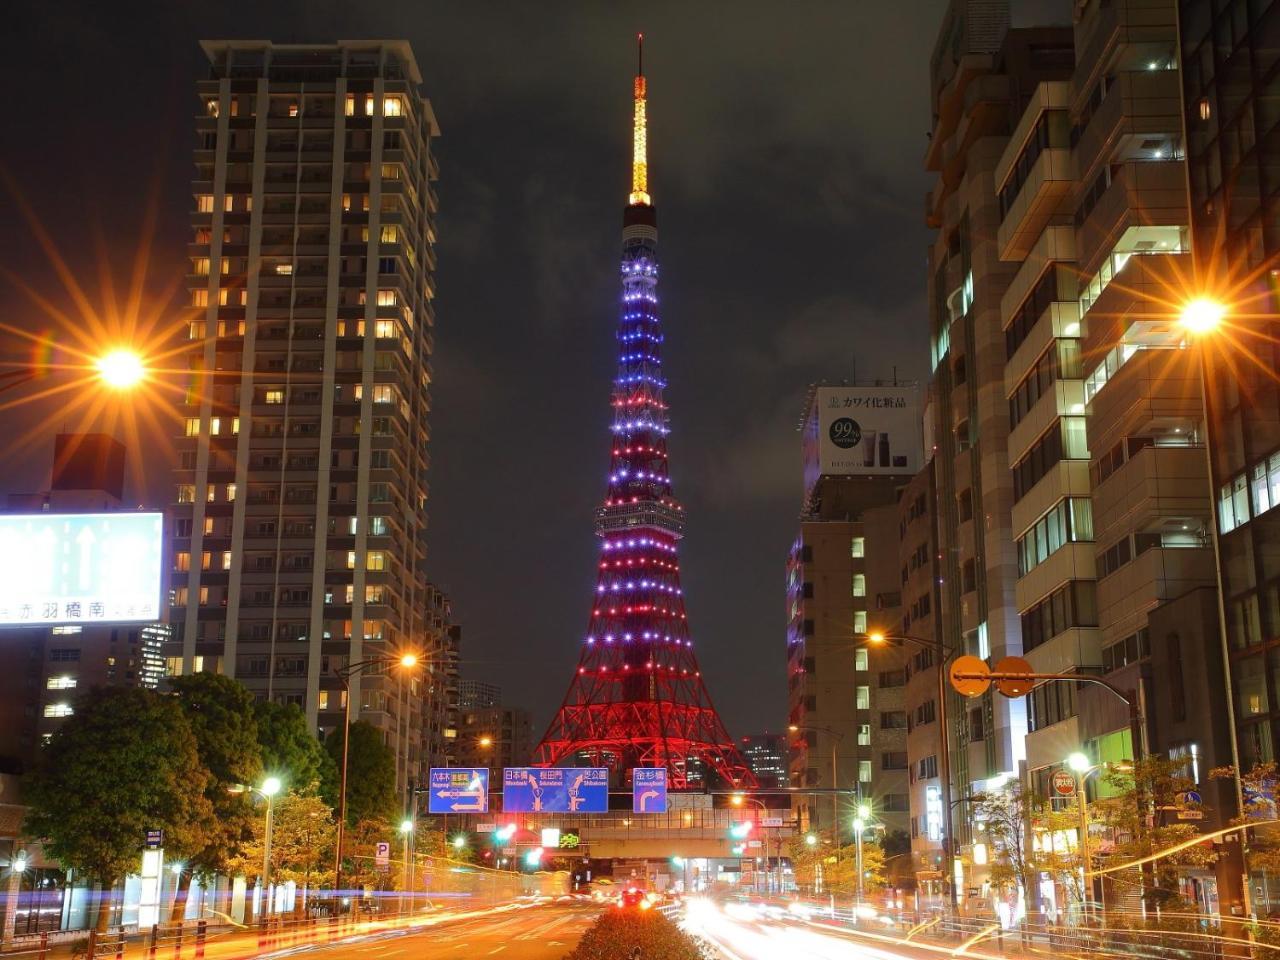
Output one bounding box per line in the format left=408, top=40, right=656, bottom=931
left=95, top=349, right=146, bottom=389
left=1180, top=297, right=1227, bottom=335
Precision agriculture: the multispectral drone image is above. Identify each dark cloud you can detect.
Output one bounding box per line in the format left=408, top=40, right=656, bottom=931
left=2, top=0, right=960, bottom=737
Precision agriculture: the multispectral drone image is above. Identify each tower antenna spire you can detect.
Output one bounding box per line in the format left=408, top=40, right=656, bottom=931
left=629, top=33, right=651, bottom=206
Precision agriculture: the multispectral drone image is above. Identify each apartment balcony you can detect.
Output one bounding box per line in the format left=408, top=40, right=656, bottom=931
left=1025, top=716, right=1083, bottom=774
left=1076, top=160, right=1188, bottom=278
left=1015, top=543, right=1097, bottom=614
left=1072, top=0, right=1178, bottom=99
left=1096, top=544, right=1216, bottom=633
left=1080, top=252, right=1191, bottom=363
left=1091, top=444, right=1210, bottom=544
left=1009, top=380, right=1086, bottom=465
left=1012, top=459, right=1092, bottom=536
left=1086, top=342, right=1201, bottom=456
left=1000, top=226, right=1077, bottom=327
left=1075, top=69, right=1183, bottom=184
left=997, top=148, right=1073, bottom=261
left=1024, top=626, right=1101, bottom=678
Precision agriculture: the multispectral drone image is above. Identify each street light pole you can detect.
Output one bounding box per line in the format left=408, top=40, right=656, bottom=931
left=258, top=777, right=282, bottom=919
left=788, top=723, right=845, bottom=861
left=333, top=653, right=422, bottom=902
left=853, top=817, right=865, bottom=911
left=1181, top=301, right=1255, bottom=921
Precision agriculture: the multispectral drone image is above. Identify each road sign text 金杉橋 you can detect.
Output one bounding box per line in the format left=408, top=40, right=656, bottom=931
left=428, top=768, right=490, bottom=813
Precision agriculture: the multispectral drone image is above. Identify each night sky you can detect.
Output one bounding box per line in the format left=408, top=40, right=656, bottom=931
left=2, top=2, right=1066, bottom=738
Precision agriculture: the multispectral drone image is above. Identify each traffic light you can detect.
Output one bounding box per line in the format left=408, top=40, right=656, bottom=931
left=729, top=821, right=752, bottom=840
left=525, top=848, right=543, bottom=867
left=670, top=856, right=685, bottom=868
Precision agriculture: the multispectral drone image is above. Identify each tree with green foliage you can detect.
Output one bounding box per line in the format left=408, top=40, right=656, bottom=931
left=167, top=673, right=264, bottom=917
left=343, top=817, right=396, bottom=893
left=22, top=688, right=214, bottom=932
left=324, top=721, right=398, bottom=826
left=228, top=791, right=336, bottom=915
left=254, top=699, right=337, bottom=798
left=1096, top=756, right=1215, bottom=910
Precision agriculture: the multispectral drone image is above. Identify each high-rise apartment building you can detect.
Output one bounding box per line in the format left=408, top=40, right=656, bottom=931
left=739, top=733, right=790, bottom=789
left=168, top=40, right=441, bottom=797
left=458, top=680, right=502, bottom=711
left=456, top=704, right=534, bottom=772
left=1179, top=0, right=1280, bottom=915
left=786, top=384, right=920, bottom=838
left=921, top=0, right=1075, bottom=894
left=898, top=457, right=948, bottom=897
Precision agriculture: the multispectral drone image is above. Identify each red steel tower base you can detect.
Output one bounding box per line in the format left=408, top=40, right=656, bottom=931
left=533, top=40, right=754, bottom=790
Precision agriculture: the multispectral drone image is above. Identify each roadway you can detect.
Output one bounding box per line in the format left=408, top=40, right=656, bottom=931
left=683, top=900, right=1021, bottom=960
left=261, top=900, right=602, bottom=960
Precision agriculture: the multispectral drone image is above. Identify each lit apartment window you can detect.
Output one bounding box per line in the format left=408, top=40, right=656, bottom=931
left=851, top=537, right=865, bottom=558
left=216, top=288, right=229, bottom=306
left=226, top=484, right=236, bottom=501
left=46, top=676, right=77, bottom=690
left=375, top=320, right=396, bottom=339
left=855, top=648, right=869, bottom=671
left=204, top=518, right=213, bottom=534
left=859, top=761, right=872, bottom=783
left=222, top=551, right=233, bottom=570
left=44, top=703, right=74, bottom=719
left=366, top=551, right=387, bottom=571
left=345, top=94, right=355, bottom=117
left=176, top=486, right=196, bottom=504
left=192, top=289, right=209, bottom=307
left=342, top=193, right=352, bottom=212
left=165, top=656, right=184, bottom=677
left=854, top=611, right=867, bottom=633
left=380, top=225, right=399, bottom=243
left=852, top=574, right=866, bottom=598
left=209, top=417, right=222, bottom=435
left=858, top=724, right=871, bottom=746
left=372, top=385, right=394, bottom=404
left=318, top=690, right=330, bottom=710
left=288, top=102, right=299, bottom=118
left=193, top=258, right=211, bottom=275
left=380, top=163, right=400, bottom=180
left=370, top=516, right=388, bottom=535
left=175, top=551, right=191, bottom=572
left=197, top=195, right=214, bottom=213
left=205, top=98, right=219, bottom=117
left=1198, top=98, right=1211, bottom=121
left=365, top=95, right=375, bottom=117
left=383, top=96, right=403, bottom=117
left=345, top=584, right=356, bottom=604
left=188, top=322, right=206, bottom=340
left=348, top=517, right=360, bottom=535
left=201, top=551, right=212, bottom=570
left=198, top=587, right=209, bottom=605
left=274, top=263, right=293, bottom=276
left=353, top=385, right=364, bottom=400
left=377, top=289, right=398, bottom=307
left=347, top=551, right=358, bottom=570
left=223, top=195, right=234, bottom=213
left=856, top=685, right=870, bottom=709
left=265, top=389, right=284, bottom=404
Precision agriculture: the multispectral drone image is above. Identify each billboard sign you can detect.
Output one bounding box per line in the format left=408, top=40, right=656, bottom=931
left=502, top=768, right=608, bottom=813
left=803, top=385, right=921, bottom=493
left=0, top=512, right=163, bottom=626
left=427, top=768, right=490, bottom=813
left=632, top=768, right=667, bottom=813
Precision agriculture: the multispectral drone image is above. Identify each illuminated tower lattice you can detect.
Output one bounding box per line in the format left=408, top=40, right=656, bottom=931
left=533, top=38, right=755, bottom=790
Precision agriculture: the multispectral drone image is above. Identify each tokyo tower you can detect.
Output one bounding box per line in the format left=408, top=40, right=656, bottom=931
left=533, top=37, right=755, bottom=790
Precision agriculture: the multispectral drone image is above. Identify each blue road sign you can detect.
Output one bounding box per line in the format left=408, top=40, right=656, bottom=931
left=428, top=768, right=490, bottom=814
left=632, top=768, right=668, bottom=813
left=502, top=768, right=608, bottom=813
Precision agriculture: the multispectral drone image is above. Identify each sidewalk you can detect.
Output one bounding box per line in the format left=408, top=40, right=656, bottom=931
left=1, top=897, right=551, bottom=960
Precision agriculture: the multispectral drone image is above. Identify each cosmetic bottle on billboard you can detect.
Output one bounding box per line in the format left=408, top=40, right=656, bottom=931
left=878, top=432, right=890, bottom=468
left=862, top=432, right=878, bottom=468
